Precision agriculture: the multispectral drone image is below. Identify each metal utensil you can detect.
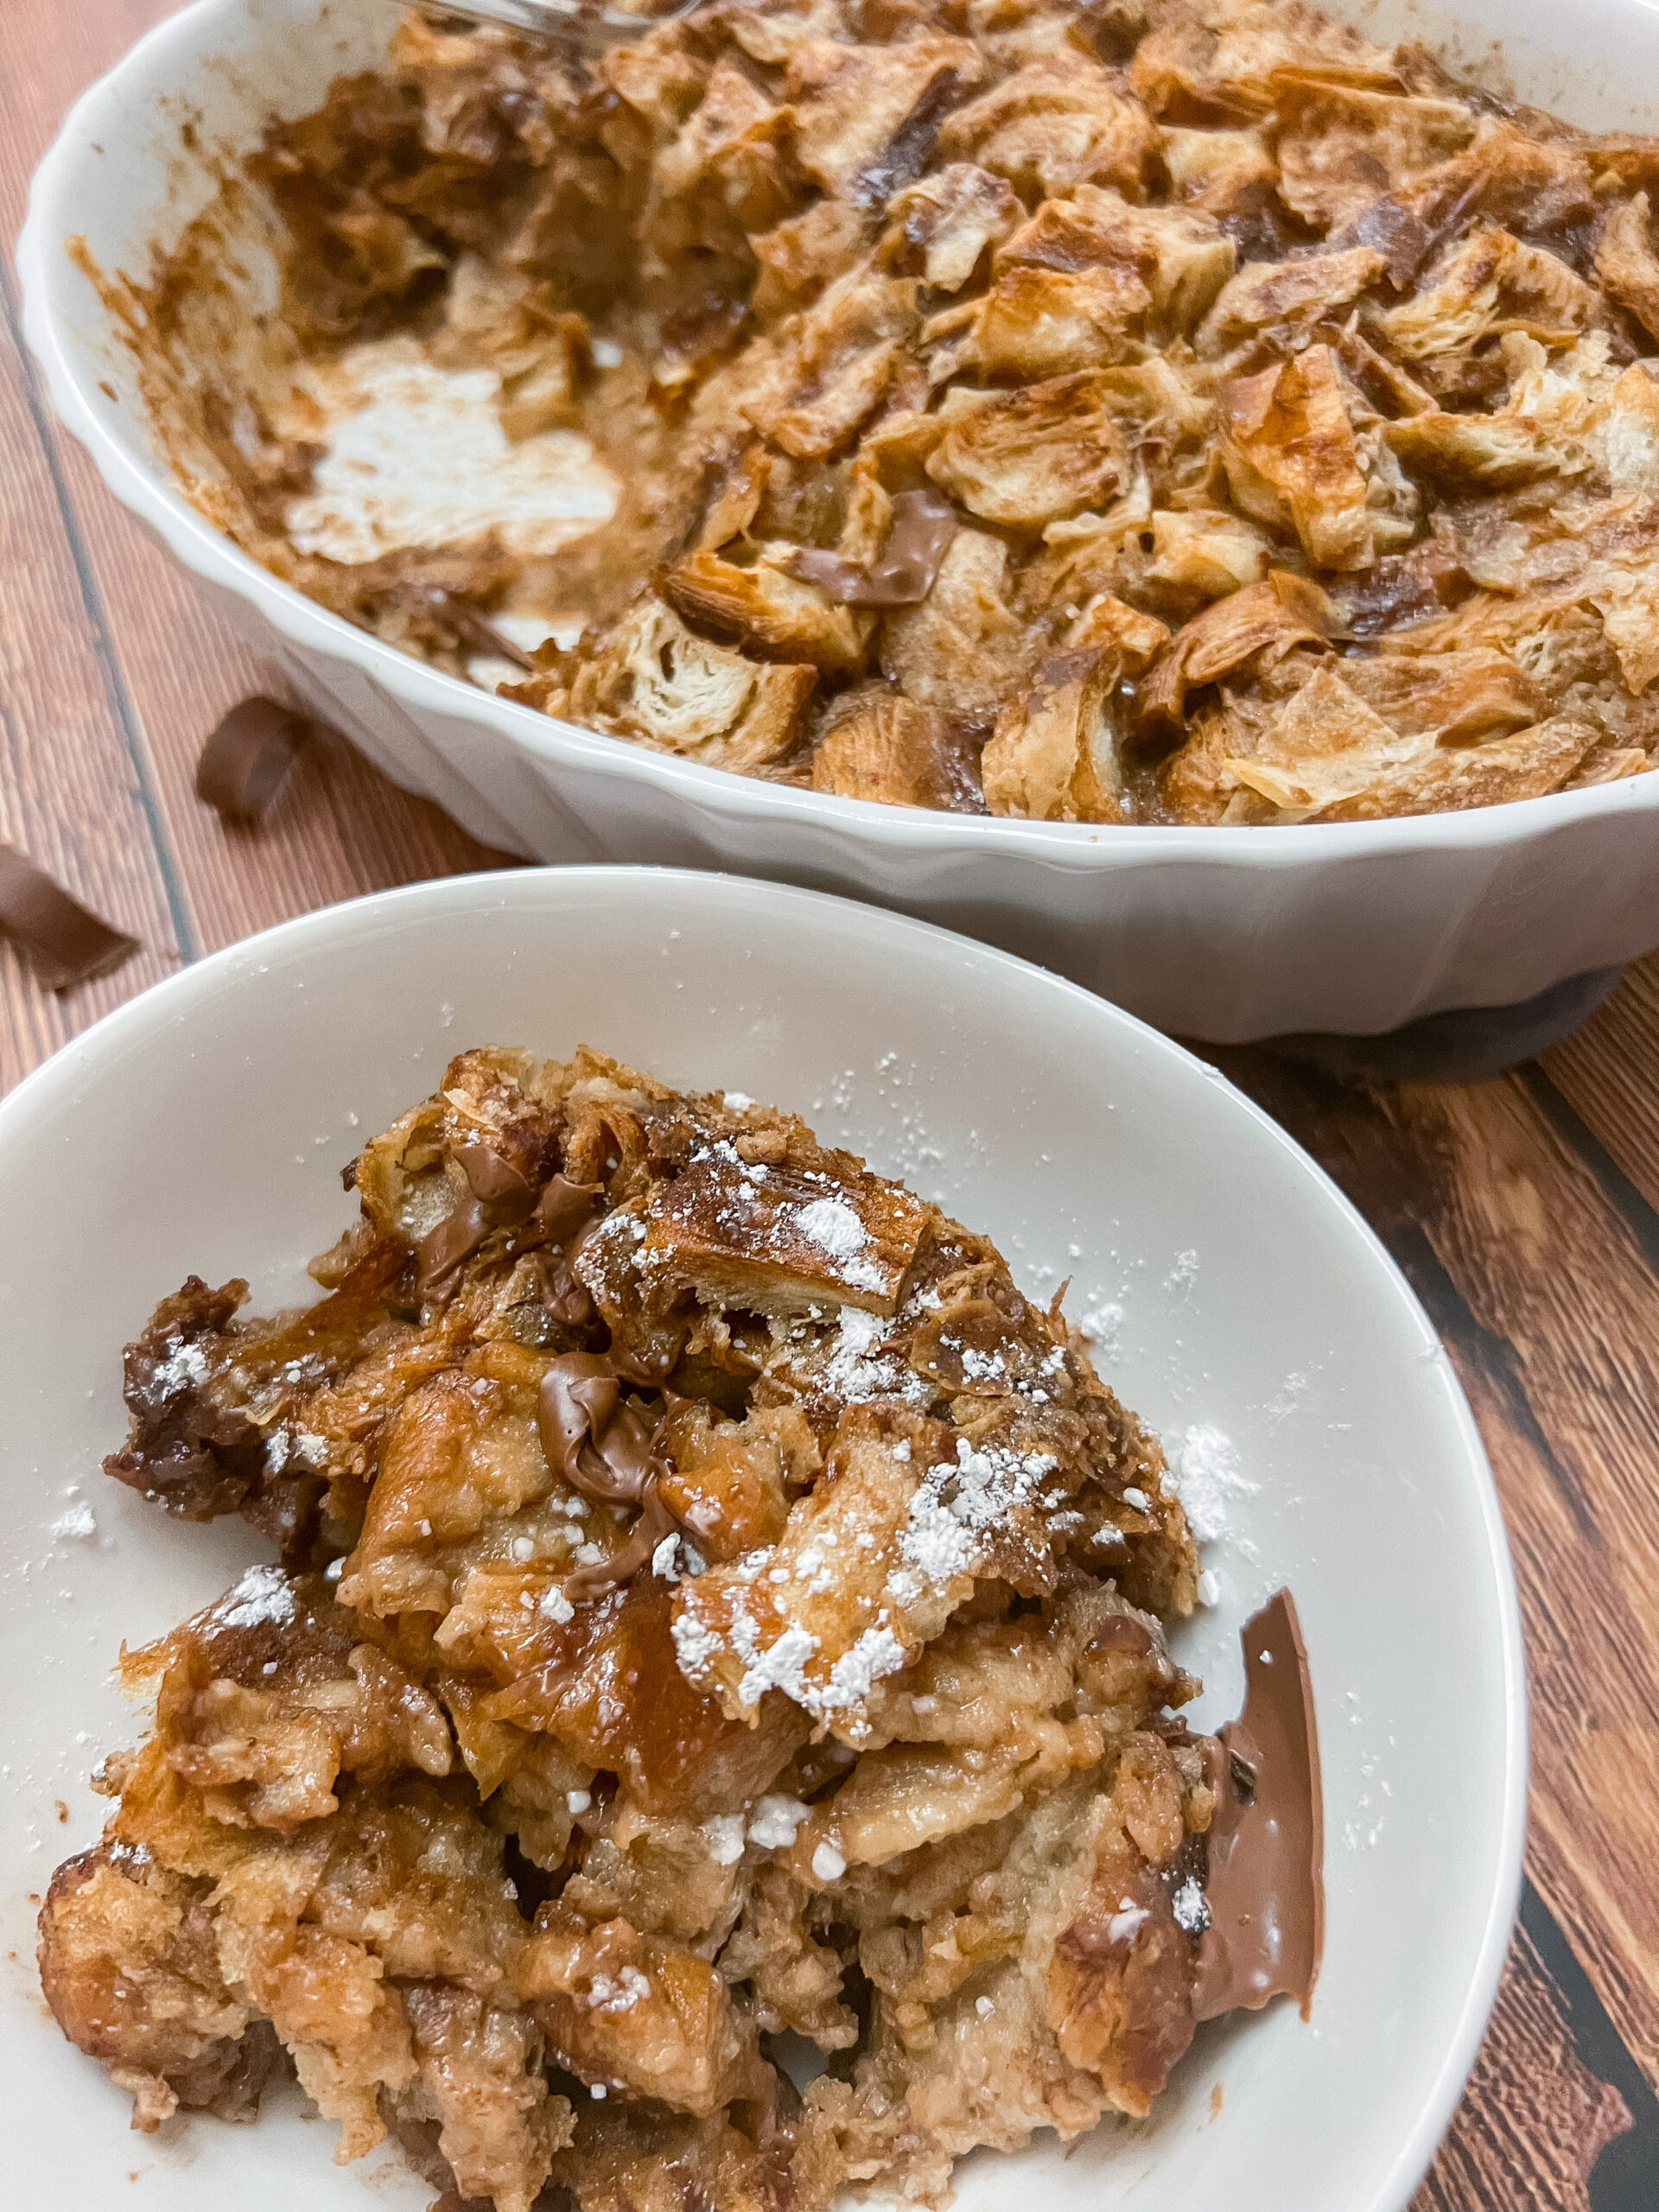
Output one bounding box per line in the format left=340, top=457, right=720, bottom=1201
left=402, top=0, right=699, bottom=53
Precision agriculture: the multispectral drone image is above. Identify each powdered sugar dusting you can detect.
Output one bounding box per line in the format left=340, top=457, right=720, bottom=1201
left=215, top=1563, right=296, bottom=1630
left=50, top=1503, right=98, bottom=1543
left=821, top=1307, right=932, bottom=1408
left=1169, top=1423, right=1256, bottom=1545
left=139, top=1334, right=209, bottom=1406
left=671, top=1611, right=722, bottom=1679
left=677, top=1430, right=1062, bottom=1727
left=793, top=1197, right=868, bottom=1261
left=1172, top=1876, right=1211, bottom=1935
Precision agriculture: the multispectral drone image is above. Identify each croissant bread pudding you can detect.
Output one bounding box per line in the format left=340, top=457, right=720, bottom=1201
left=39, top=1046, right=1320, bottom=2209
left=118, top=0, right=1659, bottom=824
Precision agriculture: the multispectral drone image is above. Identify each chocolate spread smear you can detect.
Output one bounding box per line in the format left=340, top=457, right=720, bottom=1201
left=454, top=1141, right=537, bottom=1223
left=537, top=1351, right=663, bottom=1503
left=1193, top=1588, right=1324, bottom=2023
left=407, top=582, right=535, bottom=671
left=563, top=1479, right=678, bottom=1599
left=0, top=844, right=139, bottom=990
left=532, top=1172, right=604, bottom=1325
left=536, top=1171, right=605, bottom=1243
left=538, top=1351, right=685, bottom=1599
left=788, top=490, right=958, bottom=607
left=414, top=1195, right=493, bottom=1301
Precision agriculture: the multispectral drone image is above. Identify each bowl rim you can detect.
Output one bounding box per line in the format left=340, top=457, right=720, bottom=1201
left=16, top=0, right=1659, bottom=874
left=0, top=861, right=1530, bottom=2210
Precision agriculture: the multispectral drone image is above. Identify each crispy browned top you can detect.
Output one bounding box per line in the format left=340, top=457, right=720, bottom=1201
left=131, top=0, right=1659, bottom=827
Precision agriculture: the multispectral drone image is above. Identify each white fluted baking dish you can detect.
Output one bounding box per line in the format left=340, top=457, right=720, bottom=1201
left=21, top=0, right=1659, bottom=1040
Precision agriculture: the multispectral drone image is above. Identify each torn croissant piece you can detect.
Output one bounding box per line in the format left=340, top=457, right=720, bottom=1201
left=664, top=545, right=872, bottom=671
left=810, top=693, right=975, bottom=810
left=1219, top=346, right=1374, bottom=572
left=1137, top=570, right=1337, bottom=738
left=642, top=1138, right=931, bottom=1316
left=42, top=1043, right=1325, bottom=2211
left=884, top=162, right=1021, bottom=291
left=1166, top=660, right=1599, bottom=824
left=1272, top=78, right=1478, bottom=232
left=982, top=610, right=1168, bottom=824
left=507, top=601, right=817, bottom=772
left=925, top=370, right=1131, bottom=527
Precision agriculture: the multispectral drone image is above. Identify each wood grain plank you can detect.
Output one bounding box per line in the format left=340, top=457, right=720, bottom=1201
left=0, top=265, right=179, bottom=1095
left=1222, top=1052, right=1659, bottom=2091
left=1543, top=954, right=1659, bottom=1222
left=0, top=1, right=183, bottom=251
left=1410, top=1908, right=1632, bottom=2212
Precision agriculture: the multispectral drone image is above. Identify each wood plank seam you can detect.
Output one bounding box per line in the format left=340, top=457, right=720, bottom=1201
left=1514, top=1060, right=1659, bottom=1287
left=0, top=257, right=198, bottom=964
left=1389, top=1216, right=1609, bottom=1548
left=1521, top=1882, right=1659, bottom=2211
left=1360, top=1213, right=1658, bottom=2082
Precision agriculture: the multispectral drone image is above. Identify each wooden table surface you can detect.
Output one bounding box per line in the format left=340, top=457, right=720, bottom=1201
left=3, top=6, right=1656, bottom=2205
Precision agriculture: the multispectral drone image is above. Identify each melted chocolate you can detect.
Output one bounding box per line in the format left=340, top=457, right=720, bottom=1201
left=1341, top=175, right=1482, bottom=289
left=562, top=1478, right=678, bottom=1600
left=194, top=698, right=308, bottom=823
left=0, top=844, right=139, bottom=991
left=1088, top=1615, right=1154, bottom=1657
left=1193, top=1589, right=1324, bottom=2022
left=454, top=1141, right=537, bottom=1223
left=414, top=1195, right=493, bottom=1300
left=531, top=1172, right=604, bottom=1325
left=418, top=1143, right=586, bottom=1305
left=537, top=1351, right=662, bottom=1503
left=535, top=1246, right=594, bottom=1327
left=788, top=490, right=958, bottom=607
left=536, top=1172, right=605, bottom=1243
left=539, top=1352, right=687, bottom=1602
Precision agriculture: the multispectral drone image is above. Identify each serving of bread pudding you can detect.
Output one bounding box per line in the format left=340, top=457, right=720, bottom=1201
left=38, top=1045, right=1319, bottom=2209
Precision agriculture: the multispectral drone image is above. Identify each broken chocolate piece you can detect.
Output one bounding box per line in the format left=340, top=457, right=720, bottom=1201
left=0, top=844, right=138, bottom=990
left=195, top=699, right=308, bottom=823
left=1193, top=1588, right=1324, bottom=2022
left=787, top=491, right=958, bottom=608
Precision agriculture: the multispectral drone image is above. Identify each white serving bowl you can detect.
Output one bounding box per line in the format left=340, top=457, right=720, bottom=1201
left=24, top=0, right=1659, bottom=1043
left=0, top=867, right=1523, bottom=2212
